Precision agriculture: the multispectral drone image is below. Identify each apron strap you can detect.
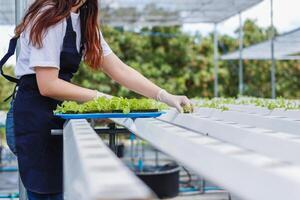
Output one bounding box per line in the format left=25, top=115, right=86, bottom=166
left=0, top=37, right=19, bottom=84
left=67, top=14, right=85, bottom=55
left=80, top=8, right=87, bottom=55
left=4, top=84, right=18, bottom=102
left=66, top=16, right=74, bottom=33
left=79, top=37, right=85, bottom=55
left=0, top=37, right=20, bottom=102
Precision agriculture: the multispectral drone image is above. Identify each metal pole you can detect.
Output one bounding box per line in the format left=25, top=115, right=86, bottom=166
left=108, top=123, right=116, bottom=153
left=213, top=23, right=219, bottom=97
left=15, top=0, right=26, bottom=25
left=15, top=1, right=28, bottom=199
left=238, top=12, right=244, bottom=96
left=15, top=0, right=27, bottom=56
left=270, top=0, right=276, bottom=98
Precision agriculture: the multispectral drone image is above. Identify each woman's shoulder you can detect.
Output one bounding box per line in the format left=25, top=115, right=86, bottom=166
left=23, top=4, right=66, bottom=38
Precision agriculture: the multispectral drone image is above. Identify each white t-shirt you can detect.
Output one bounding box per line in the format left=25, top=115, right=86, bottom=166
left=15, top=12, right=112, bottom=78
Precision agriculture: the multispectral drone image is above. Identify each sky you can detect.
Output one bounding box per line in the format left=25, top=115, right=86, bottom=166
left=183, top=0, right=300, bottom=37
left=1, top=0, right=300, bottom=65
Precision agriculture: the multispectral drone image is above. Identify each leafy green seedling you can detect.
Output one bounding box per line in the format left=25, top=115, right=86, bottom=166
left=183, top=104, right=194, bottom=113
left=54, top=97, right=168, bottom=114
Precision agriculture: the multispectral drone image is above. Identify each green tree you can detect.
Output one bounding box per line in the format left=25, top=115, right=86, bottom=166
left=0, top=65, right=15, bottom=110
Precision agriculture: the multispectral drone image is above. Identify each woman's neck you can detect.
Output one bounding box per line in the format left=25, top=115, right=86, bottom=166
left=71, top=7, right=79, bottom=13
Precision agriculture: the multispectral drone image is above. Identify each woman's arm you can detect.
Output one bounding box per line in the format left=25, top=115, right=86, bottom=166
left=34, top=67, right=109, bottom=103
left=34, top=54, right=192, bottom=112
left=101, top=53, right=161, bottom=99
left=101, top=53, right=192, bottom=112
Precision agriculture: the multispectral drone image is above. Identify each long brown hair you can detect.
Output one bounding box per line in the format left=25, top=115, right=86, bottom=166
left=15, top=0, right=103, bottom=70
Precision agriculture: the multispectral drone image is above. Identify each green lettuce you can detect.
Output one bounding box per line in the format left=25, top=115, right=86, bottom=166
left=54, top=97, right=168, bottom=114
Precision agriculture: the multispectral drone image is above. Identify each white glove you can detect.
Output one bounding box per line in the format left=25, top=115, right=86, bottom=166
left=156, top=89, right=193, bottom=113
left=94, top=90, right=113, bottom=100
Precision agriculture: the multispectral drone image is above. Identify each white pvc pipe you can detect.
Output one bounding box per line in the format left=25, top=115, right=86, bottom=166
left=63, top=119, right=153, bottom=200
left=112, top=115, right=300, bottom=200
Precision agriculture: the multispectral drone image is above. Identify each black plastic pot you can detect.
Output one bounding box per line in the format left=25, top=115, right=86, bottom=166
left=136, top=163, right=180, bottom=199
left=0, top=146, right=2, bottom=164
left=116, top=143, right=124, bottom=158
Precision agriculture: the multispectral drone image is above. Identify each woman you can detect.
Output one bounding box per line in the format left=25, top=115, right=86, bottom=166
left=2, top=0, right=192, bottom=199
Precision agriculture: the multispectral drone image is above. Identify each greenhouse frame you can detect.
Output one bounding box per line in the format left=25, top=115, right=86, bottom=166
left=1, top=0, right=266, bottom=97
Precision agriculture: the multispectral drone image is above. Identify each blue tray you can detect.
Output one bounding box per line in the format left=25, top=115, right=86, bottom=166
left=55, top=111, right=166, bottom=119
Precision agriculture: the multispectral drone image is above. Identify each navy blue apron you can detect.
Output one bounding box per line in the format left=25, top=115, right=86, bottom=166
left=0, top=16, right=84, bottom=193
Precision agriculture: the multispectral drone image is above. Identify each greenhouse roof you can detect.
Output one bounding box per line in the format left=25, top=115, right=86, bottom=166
left=100, top=0, right=263, bottom=26
left=1, top=0, right=263, bottom=26
left=221, top=27, right=300, bottom=60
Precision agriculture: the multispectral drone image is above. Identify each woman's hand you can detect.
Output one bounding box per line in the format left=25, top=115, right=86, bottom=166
left=156, top=89, right=193, bottom=113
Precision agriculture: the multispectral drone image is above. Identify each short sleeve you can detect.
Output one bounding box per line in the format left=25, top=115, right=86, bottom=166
left=29, top=22, right=63, bottom=70
left=100, top=31, right=112, bottom=57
